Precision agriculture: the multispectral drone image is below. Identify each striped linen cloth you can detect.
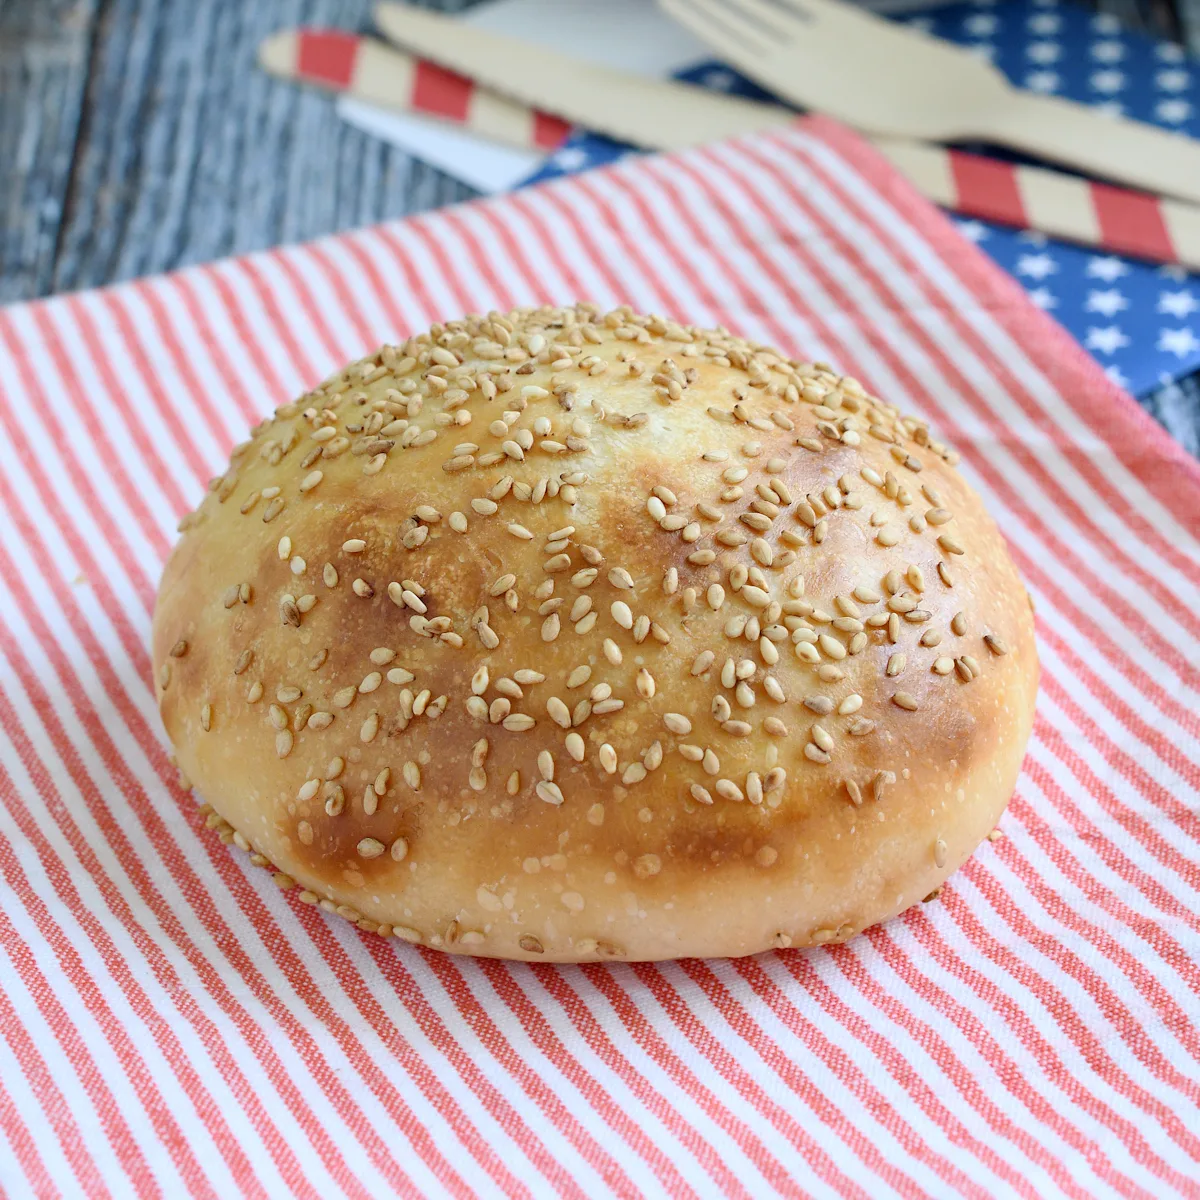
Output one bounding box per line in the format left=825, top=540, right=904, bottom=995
left=0, top=114, right=1198, bottom=1200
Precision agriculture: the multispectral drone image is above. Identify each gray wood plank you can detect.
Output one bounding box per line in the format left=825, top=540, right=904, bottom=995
left=45, top=0, right=480, bottom=296
left=0, top=0, right=99, bottom=302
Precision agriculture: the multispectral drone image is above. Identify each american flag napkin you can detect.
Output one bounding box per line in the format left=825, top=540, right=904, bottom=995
left=0, top=115, right=1197, bottom=1199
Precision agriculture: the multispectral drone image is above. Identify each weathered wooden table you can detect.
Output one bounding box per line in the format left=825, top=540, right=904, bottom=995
left=3, top=0, right=1198, bottom=452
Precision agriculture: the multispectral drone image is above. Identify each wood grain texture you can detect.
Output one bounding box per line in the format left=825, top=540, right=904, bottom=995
left=1, top=0, right=478, bottom=303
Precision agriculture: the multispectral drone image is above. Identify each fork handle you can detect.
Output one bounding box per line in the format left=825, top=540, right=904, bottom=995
left=977, top=92, right=1200, bottom=206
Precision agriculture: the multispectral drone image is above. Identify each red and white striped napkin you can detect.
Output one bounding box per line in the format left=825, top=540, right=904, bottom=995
left=1, top=116, right=1198, bottom=1199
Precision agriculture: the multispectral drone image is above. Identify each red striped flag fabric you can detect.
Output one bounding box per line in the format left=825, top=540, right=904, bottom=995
left=0, top=114, right=1198, bottom=1199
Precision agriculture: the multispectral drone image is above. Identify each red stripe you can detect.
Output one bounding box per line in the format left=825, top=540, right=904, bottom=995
left=411, top=60, right=473, bottom=122
left=477, top=959, right=724, bottom=1197
left=1005, top=788, right=1200, bottom=1067
left=296, top=29, right=360, bottom=90
left=582, top=966, right=850, bottom=1196
left=949, top=151, right=1028, bottom=227
left=0, top=823, right=215, bottom=1197
left=940, top=878, right=1200, bottom=1193
left=821, top=950, right=1091, bottom=1200
left=0, top=950, right=116, bottom=1199
left=1091, top=183, right=1176, bottom=264
left=868, top=922, right=1153, bottom=1197
left=532, top=112, right=573, bottom=151
left=0, top=1061, right=55, bottom=1198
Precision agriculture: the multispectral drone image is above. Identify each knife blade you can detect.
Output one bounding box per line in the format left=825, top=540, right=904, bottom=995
left=373, top=2, right=796, bottom=150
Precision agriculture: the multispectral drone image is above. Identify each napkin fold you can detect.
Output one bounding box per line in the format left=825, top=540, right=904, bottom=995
left=0, top=116, right=1197, bottom=1199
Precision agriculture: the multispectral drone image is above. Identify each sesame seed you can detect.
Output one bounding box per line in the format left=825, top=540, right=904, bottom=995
left=663, top=712, right=692, bottom=736
left=536, top=781, right=564, bottom=806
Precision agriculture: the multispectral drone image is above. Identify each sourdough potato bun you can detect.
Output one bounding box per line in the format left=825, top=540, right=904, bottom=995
left=152, top=303, right=1037, bottom=962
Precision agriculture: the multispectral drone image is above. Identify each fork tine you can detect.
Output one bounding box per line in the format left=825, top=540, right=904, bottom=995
left=702, top=0, right=808, bottom=40
left=657, top=0, right=775, bottom=56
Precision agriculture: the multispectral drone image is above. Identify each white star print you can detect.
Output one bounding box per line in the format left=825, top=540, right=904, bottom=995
left=1155, top=99, right=1193, bottom=124
left=955, top=220, right=990, bottom=242
left=1090, top=13, right=1121, bottom=33
left=1027, top=287, right=1058, bottom=310
left=1086, top=289, right=1129, bottom=317
left=1090, top=70, right=1126, bottom=94
left=1095, top=101, right=1125, bottom=118
left=1027, top=41, right=1061, bottom=63
left=1156, top=43, right=1185, bottom=63
left=964, top=14, right=998, bottom=34
left=1016, top=253, right=1058, bottom=280
left=1027, top=13, right=1060, bottom=32
left=1085, top=326, right=1130, bottom=355
left=1086, top=256, right=1130, bottom=282
left=1090, top=41, right=1125, bottom=62
left=1018, top=230, right=1048, bottom=247
left=1155, top=69, right=1191, bottom=92
left=701, top=69, right=737, bottom=91
left=551, top=147, right=590, bottom=170
left=1158, top=291, right=1199, bottom=318
left=1025, top=70, right=1060, bottom=92
left=1104, top=364, right=1130, bottom=388
left=966, top=43, right=996, bottom=61
left=1157, top=328, right=1200, bottom=358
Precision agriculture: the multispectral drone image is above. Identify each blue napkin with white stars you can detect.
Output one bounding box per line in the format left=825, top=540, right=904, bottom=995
left=523, top=0, right=1199, bottom=412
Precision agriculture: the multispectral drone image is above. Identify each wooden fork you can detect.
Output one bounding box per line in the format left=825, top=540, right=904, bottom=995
left=658, top=0, right=1200, bottom=204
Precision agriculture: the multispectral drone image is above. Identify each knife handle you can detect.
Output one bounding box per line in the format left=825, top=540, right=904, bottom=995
left=257, top=29, right=573, bottom=152
left=873, top=136, right=1200, bottom=272
left=979, top=91, right=1200, bottom=209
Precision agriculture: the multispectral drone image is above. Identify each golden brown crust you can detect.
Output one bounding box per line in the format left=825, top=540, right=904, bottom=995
left=152, top=304, right=1037, bottom=961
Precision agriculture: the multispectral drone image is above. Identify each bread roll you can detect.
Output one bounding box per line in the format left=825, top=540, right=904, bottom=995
left=152, top=303, right=1037, bottom=961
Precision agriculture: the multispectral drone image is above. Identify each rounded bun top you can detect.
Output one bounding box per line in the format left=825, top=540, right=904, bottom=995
left=153, top=303, right=1037, bottom=961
